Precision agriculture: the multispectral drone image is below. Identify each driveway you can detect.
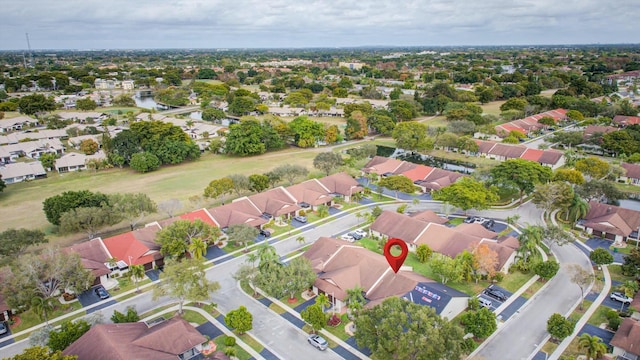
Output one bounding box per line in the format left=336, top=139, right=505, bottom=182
left=78, top=286, right=111, bottom=308
left=585, top=291, right=631, bottom=312
left=585, top=238, right=627, bottom=264
left=0, top=322, right=13, bottom=348
left=578, top=324, right=615, bottom=347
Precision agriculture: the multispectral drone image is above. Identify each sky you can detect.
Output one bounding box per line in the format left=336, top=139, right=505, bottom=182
left=1, top=0, right=639, bottom=50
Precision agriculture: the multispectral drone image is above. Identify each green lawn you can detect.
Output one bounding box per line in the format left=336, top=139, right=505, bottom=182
left=587, top=305, right=614, bottom=328
left=323, top=313, right=351, bottom=341
left=12, top=301, right=84, bottom=333
left=182, top=310, right=208, bottom=325
left=608, top=265, right=635, bottom=284
left=500, top=271, right=534, bottom=293
left=268, top=303, right=286, bottom=314
left=0, top=149, right=316, bottom=245
left=238, top=333, right=264, bottom=353
left=213, top=335, right=252, bottom=360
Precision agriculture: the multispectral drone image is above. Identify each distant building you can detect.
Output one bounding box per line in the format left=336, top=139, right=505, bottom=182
left=338, top=62, right=365, bottom=70
left=121, top=80, right=135, bottom=90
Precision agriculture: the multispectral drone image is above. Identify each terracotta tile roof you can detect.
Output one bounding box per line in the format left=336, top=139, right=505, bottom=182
left=622, top=163, right=640, bottom=180
left=286, top=179, right=333, bottom=206
left=370, top=211, right=429, bottom=244
left=613, top=115, right=640, bottom=126
left=180, top=209, right=219, bottom=227
left=362, top=156, right=405, bottom=174
left=583, top=125, right=617, bottom=138
left=520, top=148, right=544, bottom=162
left=475, top=140, right=497, bottom=154
left=408, top=210, right=449, bottom=224
left=631, top=291, right=640, bottom=313
left=495, top=123, right=525, bottom=136
left=318, top=172, right=363, bottom=196
left=455, top=223, right=498, bottom=239
left=63, top=317, right=206, bottom=360
left=102, top=226, right=162, bottom=266
left=610, top=318, right=640, bottom=356
left=63, top=238, right=111, bottom=277
left=419, top=168, right=466, bottom=191
left=495, top=109, right=567, bottom=137
left=401, top=164, right=434, bottom=181
left=207, top=198, right=267, bottom=229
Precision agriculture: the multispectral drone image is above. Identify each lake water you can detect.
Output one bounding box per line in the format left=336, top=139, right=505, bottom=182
left=133, top=95, right=163, bottom=110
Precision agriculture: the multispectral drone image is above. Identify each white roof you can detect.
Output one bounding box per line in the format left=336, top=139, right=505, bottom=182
left=0, top=116, right=38, bottom=128
left=0, top=162, right=46, bottom=179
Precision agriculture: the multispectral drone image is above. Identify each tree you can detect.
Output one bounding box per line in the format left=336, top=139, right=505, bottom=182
left=228, top=174, right=250, bottom=196
left=225, top=306, right=253, bottom=334
left=590, top=248, right=614, bottom=266
left=345, top=286, right=366, bottom=315
left=158, top=198, right=182, bottom=218
left=204, top=177, right=234, bottom=199
left=621, top=247, right=640, bottom=277
left=188, top=238, right=208, bottom=260
left=345, top=111, right=368, bottom=139
left=578, top=333, right=608, bottom=360
left=271, top=164, right=308, bottom=185
left=48, top=319, right=91, bottom=352
left=6, top=346, right=77, bottom=360
left=547, top=313, right=575, bottom=341
left=544, top=225, right=574, bottom=246
left=354, top=297, right=465, bottom=360
left=490, top=159, right=552, bottom=203
left=256, top=256, right=316, bottom=301
left=78, top=139, right=99, bottom=155
left=534, top=260, right=560, bottom=281
left=0, top=174, right=4, bottom=193
left=460, top=308, right=497, bottom=339
left=129, top=264, right=146, bottom=292
left=233, top=264, right=260, bottom=297
left=113, top=93, right=136, bottom=107
left=226, top=224, right=259, bottom=251
left=532, top=181, right=574, bottom=217
left=432, top=177, right=498, bottom=212
left=430, top=255, right=462, bottom=284
left=18, top=94, right=56, bottom=115
left=315, top=293, right=330, bottom=312
left=289, top=116, right=325, bottom=148
left=129, top=151, right=161, bottom=173
left=301, top=304, right=327, bottom=333
left=153, top=258, right=220, bottom=314
left=108, top=193, right=157, bottom=231
left=157, top=219, right=220, bottom=258
left=224, top=119, right=266, bottom=156
left=378, top=175, right=417, bottom=195
left=415, top=244, right=433, bottom=263
left=202, top=108, right=226, bottom=122
left=518, top=225, right=544, bottom=264
left=312, top=152, right=344, bottom=176
left=31, top=296, right=55, bottom=325
left=0, top=228, right=48, bottom=260
left=392, top=121, right=433, bottom=152
left=568, top=264, right=594, bottom=310
left=576, top=180, right=625, bottom=204
left=248, top=174, right=270, bottom=192
left=2, top=249, right=93, bottom=312
left=472, top=243, right=500, bottom=278
left=111, top=306, right=140, bottom=323
left=59, top=206, right=121, bottom=239
left=575, top=157, right=610, bottom=180
left=75, top=98, right=98, bottom=111
left=43, top=190, right=109, bottom=226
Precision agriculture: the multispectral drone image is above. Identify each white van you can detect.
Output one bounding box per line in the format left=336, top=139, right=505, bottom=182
left=479, top=297, right=493, bottom=309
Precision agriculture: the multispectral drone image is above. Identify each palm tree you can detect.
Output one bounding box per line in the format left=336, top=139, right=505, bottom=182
left=518, top=225, right=544, bottom=263
left=188, top=238, right=208, bottom=260
left=185, top=119, right=194, bottom=130
left=315, top=293, right=330, bottom=313
left=257, top=243, right=279, bottom=272
left=246, top=252, right=259, bottom=268
left=578, top=333, right=607, bottom=360
left=31, top=296, right=54, bottom=325
left=129, top=264, right=146, bottom=292
left=345, top=286, right=366, bottom=317
left=355, top=212, right=364, bottom=224
left=296, top=236, right=306, bottom=245
left=616, top=281, right=639, bottom=310
left=566, top=193, right=589, bottom=223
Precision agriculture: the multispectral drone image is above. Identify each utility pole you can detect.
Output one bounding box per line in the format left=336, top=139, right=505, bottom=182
left=25, top=32, right=34, bottom=68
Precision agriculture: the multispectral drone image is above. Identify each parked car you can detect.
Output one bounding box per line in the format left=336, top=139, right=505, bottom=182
left=478, top=297, right=493, bottom=309
left=610, top=292, right=632, bottom=304
left=463, top=216, right=477, bottom=224
left=298, top=202, right=311, bottom=208
left=307, top=334, right=328, bottom=351
left=261, top=213, right=273, bottom=220
left=353, top=229, right=367, bottom=238
left=483, top=219, right=495, bottom=229
left=0, top=322, right=7, bottom=335
left=474, top=217, right=487, bottom=224
left=94, top=287, right=110, bottom=300
left=293, top=215, right=307, bottom=223
left=260, top=229, right=271, bottom=237
left=349, top=232, right=363, bottom=240
left=340, top=234, right=355, bottom=242
left=484, top=287, right=508, bottom=302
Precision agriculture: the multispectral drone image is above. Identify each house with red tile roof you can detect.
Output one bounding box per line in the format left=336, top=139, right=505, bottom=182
left=362, top=156, right=406, bottom=176
left=487, top=143, right=527, bottom=161
left=363, top=157, right=466, bottom=192
left=317, top=172, right=363, bottom=202
left=610, top=318, right=640, bottom=360
left=401, top=164, right=435, bottom=182
left=101, top=225, right=164, bottom=270
left=63, top=238, right=114, bottom=287
left=206, top=198, right=268, bottom=231
left=303, top=237, right=468, bottom=319
left=494, top=109, right=567, bottom=137
left=613, top=115, right=640, bottom=126
left=520, top=148, right=544, bottom=162
left=285, top=178, right=334, bottom=209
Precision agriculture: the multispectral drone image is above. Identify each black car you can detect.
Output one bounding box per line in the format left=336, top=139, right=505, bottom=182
left=0, top=321, right=7, bottom=335
left=484, top=287, right=508, bottom=301
left=94, top=287, right=110, bottom=300
left=260, top=229, right=271, bottom=237
left=483, top=219, right=495, bottom=230
left=349, top=231, right=363, bottom=240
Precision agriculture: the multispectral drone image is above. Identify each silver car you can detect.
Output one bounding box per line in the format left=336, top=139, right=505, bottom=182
left=610, top=292, right=632, bottom=304
left=308, top=334, right=328, bottom=351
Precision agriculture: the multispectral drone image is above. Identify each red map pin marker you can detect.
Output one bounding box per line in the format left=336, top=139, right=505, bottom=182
left=383, top=238, right=408, bottom=273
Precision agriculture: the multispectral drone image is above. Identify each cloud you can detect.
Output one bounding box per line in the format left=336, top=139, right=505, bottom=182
left=1, top=0, right=638, bottom=49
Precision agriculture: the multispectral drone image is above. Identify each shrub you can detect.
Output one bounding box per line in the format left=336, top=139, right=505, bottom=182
left=224, top=336, right=236, bottom=347
left=492, top=273, right=504, bottom=282
left=606, top=310, right=621, bottom=330
left=327, top=314, right=342, bottom=327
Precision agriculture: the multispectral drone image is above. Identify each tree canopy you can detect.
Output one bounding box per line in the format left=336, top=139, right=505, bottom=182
left=313, top=152, right=344, bottom=176
left=153, top=258, right=220, bottom=314
left=432, top=177, right=498, bottom=211
left=490, top=159, right=552, bottom=202
left=43, top=190, right=110, bottom=226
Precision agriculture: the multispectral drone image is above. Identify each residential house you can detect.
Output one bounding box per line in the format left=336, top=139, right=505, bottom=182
left=620, top=163, right=640, bottom=186
left=0, top=116, right=38, bottom=133
left=317, top=172, right=363, bottom=202
left=63, top=317, right=207, bottom=360
left=68, top=134, right=103, bottom=150
left=408, top=210, right=449, bottom=224
left=472, top=140, right=564, bottom=168
left=0, top=129, right=68, bottom=145
left=0, top=147, right=10, bottom=164
left=303, top=237, right=468, bottom=319
left=207, top=198, right=268, bottom=232
left=610, top=318, right=640, bottom=360
left=363, top=156, right=466, bottom=191
left=580, top=201, right=640, bottom=244
left=101, top=224, right=164, bottom=270
left=247, top=187, right=301, bottom=221
left=63, top=238, right=114, bottom=287
left=1, top=138, right=65, bottom=161
left=57, top=111, right=106, bottom=123
left=613, top=115, right=640, bottom=127
left=494, top=109, right=568, bottom=137
left=54, top=151, right=107, bottom=173
left=0, top=162, right=47, bottom=184
left=285, top=178, right=334, bottom=210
